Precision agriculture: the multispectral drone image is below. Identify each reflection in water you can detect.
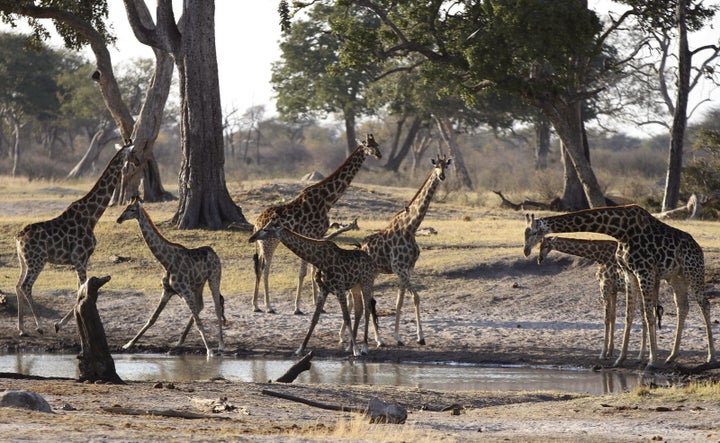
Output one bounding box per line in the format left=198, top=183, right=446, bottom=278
left=0, top=353, right=666, bottom=395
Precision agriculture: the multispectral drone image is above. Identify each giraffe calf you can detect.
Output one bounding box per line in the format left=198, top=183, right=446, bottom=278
left=117, top=198, right=225, bottom=357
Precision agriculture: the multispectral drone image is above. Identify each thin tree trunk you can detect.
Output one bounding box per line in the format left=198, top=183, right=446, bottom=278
left=434, top=115, right=473, bottom=190
left=67, top=127, right=117, bottom=179
left=661, top=1, right=689, bottom=212
left=344, top=112, right=357, bottom=156
left=11, top=118, right=20, bottom=178
left=385, top=116, right=422, bottom=172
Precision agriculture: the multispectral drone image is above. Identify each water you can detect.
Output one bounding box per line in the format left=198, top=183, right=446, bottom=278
left=0, top=353, right=664, bottom=395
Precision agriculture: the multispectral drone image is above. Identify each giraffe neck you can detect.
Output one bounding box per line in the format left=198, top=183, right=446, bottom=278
left=135, top=206, right=182, bottom=268
left=539, top=205, right=648, bottom=243
left=276, top=228, right=338, bottom=270
left=389, top=171, right=440, bottom=234
left=547, top=237, right=618, bottom=264
left=66, top=148, right=127, bottom=228
left=303, top=144, right=368, bottom=210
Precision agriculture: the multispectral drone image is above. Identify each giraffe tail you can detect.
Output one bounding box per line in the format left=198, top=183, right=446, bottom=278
left=370, top=297, right=379, bottom=330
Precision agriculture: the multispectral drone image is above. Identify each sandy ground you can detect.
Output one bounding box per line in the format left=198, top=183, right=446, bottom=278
left=1, top=182, right=720, bottom=441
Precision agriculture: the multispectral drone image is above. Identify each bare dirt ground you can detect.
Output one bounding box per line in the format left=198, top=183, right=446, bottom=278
left=1, top=182, right=720, bottom=441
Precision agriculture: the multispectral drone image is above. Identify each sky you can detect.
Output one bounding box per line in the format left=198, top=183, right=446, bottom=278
left=1, top=2, right=718, bottom=135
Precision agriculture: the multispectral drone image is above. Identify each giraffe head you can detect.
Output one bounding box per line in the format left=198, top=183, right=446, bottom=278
left=117, top=141, right=141, bottom=189
left=248, top=219, right=283, bottom=243
left=523, top=213, right=549, bottom=257
left=116, top=196, right=144, bottom=224
left=360, top=134, right=382, bottom=160
left=536, top=236, right=556, bottom=264
left=431, top=154, right=452, bottom=181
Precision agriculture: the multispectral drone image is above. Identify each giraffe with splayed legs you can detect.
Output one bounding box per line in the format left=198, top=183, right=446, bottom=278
left=117, top=198, right=225, bottom=357
left=524, top=205, right=714, bottom=369
left=249, top=219, right=376, bottom=356
left=537, top=236, right=663, bottom=361
left=352, top=154, right=452, bottom=347
left=252, top=134, right=381, bottom=315
left=15, top=143, right=139, bottom=336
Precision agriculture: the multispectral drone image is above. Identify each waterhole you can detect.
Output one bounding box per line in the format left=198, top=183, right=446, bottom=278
left=0, top=353, right=665, bottom=395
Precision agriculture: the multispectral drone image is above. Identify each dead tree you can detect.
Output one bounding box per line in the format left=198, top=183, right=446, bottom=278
left=74, top=275, right=124, bottom=384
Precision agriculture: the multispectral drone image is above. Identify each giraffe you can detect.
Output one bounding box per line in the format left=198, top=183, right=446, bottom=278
left=248, top=219, right=377, bottom=356
left=524, top=205, right=715, bottom=369
left=116, top=198, right=225, bottom=357
left=354, top=154, right=452, bottom=346
left=537, top=236, right=664, bottom=361
left=15, top=143, right=139, bottom=336
left=251, top=134, right=381, bottom=315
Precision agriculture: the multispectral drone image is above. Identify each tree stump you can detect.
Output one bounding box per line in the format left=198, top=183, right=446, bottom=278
left=74, top=276, right=124, bottom=384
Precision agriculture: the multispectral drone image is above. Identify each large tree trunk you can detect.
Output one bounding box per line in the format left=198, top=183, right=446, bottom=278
left=115, top=48, right=175, bottom=203
left=434, top=116, right=474, bottom=190
left=560, top=141, right=587, bottom=211
left=661, top=1, right=690, bottom=212
left=169, top=0, right=248, bottom=229
left=543, top=100, right=605, bottom=208
left=384, top=116, right=422, bottom=172
left=534, top=117, right=550, bottom=170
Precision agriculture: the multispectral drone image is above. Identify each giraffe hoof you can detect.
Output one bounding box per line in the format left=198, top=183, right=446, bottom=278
left=267, top=308, right=276, bottom=314
left=396, top=341, right=405, bottom=347
left=253, top=308, right=263, bottom=313
left=36, top=328, right=44, bottom=336
left=54, top=323, right=61, bottom=334
left=417, top=338, right=426, bottom=345
left=18, top=330, right=28, bottom=337
left=293, top=309, right=304, bottom=315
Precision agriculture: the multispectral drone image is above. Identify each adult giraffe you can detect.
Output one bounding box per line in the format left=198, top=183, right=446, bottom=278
left=354, top=154, right=452, bottom=346
left=251, top=134, right=381, bottom=315
left=524, top=205, right=715, bottom=369
left=15, top=143, right=139, bottom=336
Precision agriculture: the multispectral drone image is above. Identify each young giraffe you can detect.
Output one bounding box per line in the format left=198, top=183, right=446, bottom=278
left=248, top=219, right=377, bottom=356
left=537, top=236, right=663, bottom=361
left=117, top=198, right=225, bottom=357
left=15, top=143, right=139, bottom=336
left=252, top=134, right=381, bottom=315
left=524, top=205, right=715, bottom=369
left=353, top=154, right=452, bottom=346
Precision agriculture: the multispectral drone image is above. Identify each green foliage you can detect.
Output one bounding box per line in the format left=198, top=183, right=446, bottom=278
left=682, top=129, right=720, bottom=196
left=0, top=32, right=62, bottom=121
left=0, top=0, right=114, bottom=50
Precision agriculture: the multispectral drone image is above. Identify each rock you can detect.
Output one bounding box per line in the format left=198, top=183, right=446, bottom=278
left=0, top=390, right=53, bottom=413
left=366, top=397, right=407, bottom=424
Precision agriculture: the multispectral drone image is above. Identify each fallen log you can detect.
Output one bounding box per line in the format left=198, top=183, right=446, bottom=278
left=275, top=351, right=314, bottom=383
left=102, top=406, right=229, bottom=420
left=261, top=390, right=407, bottom=423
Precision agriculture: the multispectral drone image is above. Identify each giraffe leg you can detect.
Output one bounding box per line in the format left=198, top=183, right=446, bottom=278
left=408, top=286, right=425, bottom=345
left=665, top=280, right=689, bottom=364
left=694, top=284, right=716, bottom=363
left=15, top=259, right=44, bottom=336
left=614, top=272, right=638, bottom=367
left=638, top=275, right=660, bottom=370
left=123, top=289, right=173, bottom=351
left=394, top=287, right=405, bottom=346
left=177, top=316, right=195, bottom=347
left=599, top=276, right=615, bottom=360
left=338, top=289, right=364, bottom=356
left=186, top=306, right=214, bottom=358
left=208, top=264, right=225, bottom=352
left=296, top=290, right=328, bottom=356
left=252, top=240, right=277, bottom=313
left=294, top=260, right=308, bottom=315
